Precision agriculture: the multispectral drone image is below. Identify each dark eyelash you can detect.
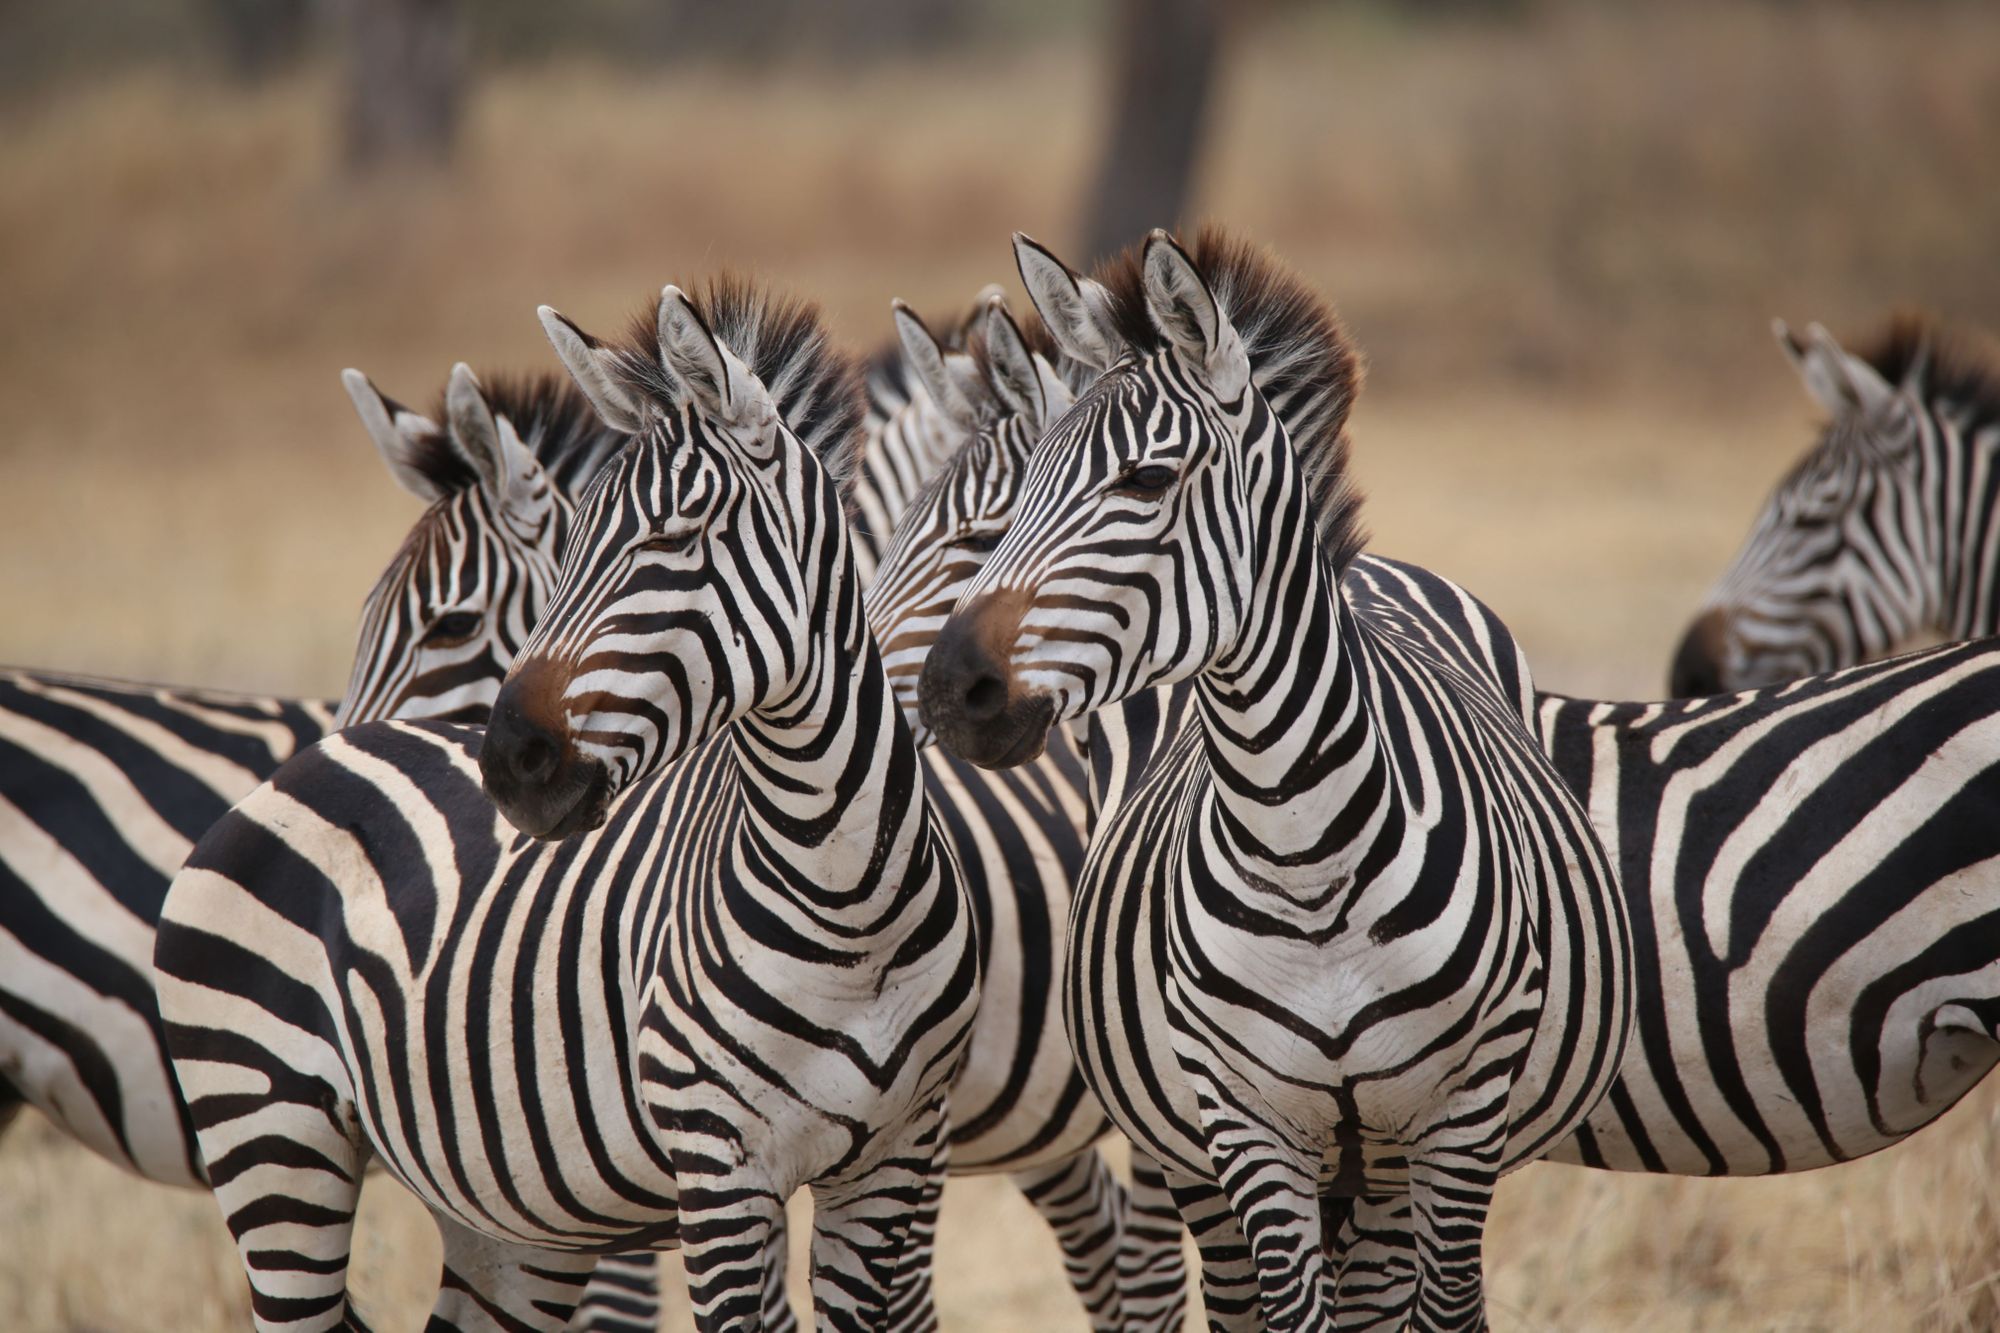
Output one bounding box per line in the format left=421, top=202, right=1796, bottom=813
left=1115, top=464, right=1177, bottom=495
left=421, top=610, right=483, bottom=646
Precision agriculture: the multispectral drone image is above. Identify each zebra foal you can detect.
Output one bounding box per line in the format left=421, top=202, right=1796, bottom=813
left=919, top=228, right=1633, bottom=1331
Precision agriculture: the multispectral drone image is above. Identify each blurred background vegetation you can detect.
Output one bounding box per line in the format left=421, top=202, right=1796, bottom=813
left=3, top=0, right=1998, bottom=719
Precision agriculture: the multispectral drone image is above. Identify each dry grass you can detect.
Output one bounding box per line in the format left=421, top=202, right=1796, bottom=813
left=4, top=6, right=2000, bottom=1329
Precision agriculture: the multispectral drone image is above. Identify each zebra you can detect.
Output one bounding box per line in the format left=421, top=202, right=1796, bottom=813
left=154, top=278, right=988, bottom=1333
left=1671, top=314, right=2000, bottom=695
left=868, top=268, right=2000, bottom=1274
left=0, top=362, right=660, bottom=1329
left=333, top=363, right=627, bottom=727
left=874, top=298, right=1191, bottom=1330
left=369, top=298, right=1183, bottom=1333
left=0, top=671, right=331, bottom=1186
left=917, top=227, right=1634, bottom=1331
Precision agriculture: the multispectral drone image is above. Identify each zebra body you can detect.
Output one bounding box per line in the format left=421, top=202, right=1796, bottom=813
left=158, top=282, right=988, bottom=1332
left=0, top=670, right=332, bottom=1185
left=0, top=366, right=663, bottom=1330
left=1673, top=315, right=2000, bottom=695
left=868, top=270, right=2000, bottom=1202
left=1540, top=641, right=2000, bottom=1174
left=919, top=230, right=1632, bottom=1330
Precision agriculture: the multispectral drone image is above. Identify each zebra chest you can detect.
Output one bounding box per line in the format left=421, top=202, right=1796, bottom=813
left=1160, top=816, right=1546, bottom=1140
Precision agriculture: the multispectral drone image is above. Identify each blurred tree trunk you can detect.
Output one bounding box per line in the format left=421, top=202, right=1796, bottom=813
left=209, top=0, right=312, bottom=82
left=1081, top=0, right=1224, bottom=264
left=340, top=0, right=463, bottom=172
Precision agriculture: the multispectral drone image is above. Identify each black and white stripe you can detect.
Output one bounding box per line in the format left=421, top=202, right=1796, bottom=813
left=871, top=271, right=2000, bottom=1310
left=156, top=281, right=986, bottom=1333
left=1671, top=315, right=2000, bottom=695
left=918, top=228, right=1632, bottom=1331
left=1538, top=640, right=2000, bottom=1175
left=0, top=365, right=654, bottom=1331
left=0, top=671, right=332, bottom=1185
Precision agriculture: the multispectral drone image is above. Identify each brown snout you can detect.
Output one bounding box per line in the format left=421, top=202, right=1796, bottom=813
left=479, top=656, right=610, bottom=839
left=918, top=589, right=1055, bottom=769
left=1669, top=607, right=1735, bottom=698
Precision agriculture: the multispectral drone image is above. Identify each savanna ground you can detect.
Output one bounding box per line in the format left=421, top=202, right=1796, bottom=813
left=4, top=4, right=2000, bottom=1328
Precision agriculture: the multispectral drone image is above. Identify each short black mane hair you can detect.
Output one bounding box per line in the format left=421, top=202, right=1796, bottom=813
left=435, top=372, right=626, bottom=498
left=608, top=274, right=865, bottom=490
left=1089, top=226, right=1368, bottom=570
left=1853, top=311, right=2000, bottom=421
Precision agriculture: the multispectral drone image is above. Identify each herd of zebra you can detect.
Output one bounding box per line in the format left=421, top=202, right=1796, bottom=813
left=3, top=224, right=1998, bottom=1332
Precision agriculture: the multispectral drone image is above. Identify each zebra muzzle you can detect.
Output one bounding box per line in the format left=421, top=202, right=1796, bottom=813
left=479, top=675, right=614, bottom=839
left=919, top=590, right=1056, bottom=770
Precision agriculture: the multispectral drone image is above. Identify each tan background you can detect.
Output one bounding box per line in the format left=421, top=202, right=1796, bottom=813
left=4, top=5, right=1999, bottom=1328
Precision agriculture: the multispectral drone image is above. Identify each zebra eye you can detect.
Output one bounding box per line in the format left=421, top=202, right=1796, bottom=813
left=957, top=529, right=1005, bottom=554
left=1115, top=464, right=1178, bottom=496
left=422, top=610, right=484, bottom=647
left=642, top=528, right=701, bottom=558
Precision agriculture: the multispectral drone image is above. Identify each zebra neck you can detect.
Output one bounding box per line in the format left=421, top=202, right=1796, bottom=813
left=851, top=396, right=959, bottom=579
left=1934, top=410, right=2000, bottom=640
left=1194, top=497, right=1401, bottom=898
left=730, top=549, right=930, bottom=912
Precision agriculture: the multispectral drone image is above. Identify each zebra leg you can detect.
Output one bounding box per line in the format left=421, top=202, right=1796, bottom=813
left=1190, top=1087, right=1335, bottom=1331
left=566, top=1253, right=663, bottom=1333
left=1327, top=1194, right=1417, bottom=1332
left=1123, top=1149, right=1191, bottom=1333
left=759, top=1207, right=801, bottom=1333
left=1011, top=1150, right=1127, bottom=1333
left=883, top=1134, right=948, bottom=1333
left=1405, top=1130, right=1506, bottom=1333
left=174, top=1040, right=374, bottom=1333
left=429, top=1220, right=602, bottom=1332
left=1163, top=1170, right=1263, bottom=1333
left=808, top=1097, right=949, bottom=1332
left=673, top=1173, right=789, bottom=1333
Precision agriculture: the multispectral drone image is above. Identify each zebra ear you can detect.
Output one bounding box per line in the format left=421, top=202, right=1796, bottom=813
left=657, top=285, right=771, bottom=429
left=1141, top=229, right=1249, bottom=402
left=893, top=300, right=984, bottom=431
left=445, top=363, right=541, bottom=507
left=1802, top=323, right=1897, bottom=419
left=538, top=305, right=649, bottom=435
left=981, top=297, right=1051, bottom=428
left=342, top=368, right=451, bottom=503
left=1771, top=318, right=1809, bottom=374
left=1013, top=233, right=1120, bottom=371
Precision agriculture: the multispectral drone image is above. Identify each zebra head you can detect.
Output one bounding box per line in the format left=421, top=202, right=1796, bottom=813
left=919, top=228, right=1361, bottom=769
left=868, top=295, right=1075, bottom=739
left=481, top=280, right=862, bottom=839
left=333, top=364, right=567, bottom=727
left=1669, top=320, right=1935, bottom=696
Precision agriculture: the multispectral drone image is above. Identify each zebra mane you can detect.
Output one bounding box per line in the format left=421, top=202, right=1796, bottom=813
left=1853, top=311, right=2000, bottom=421
left=608, top=274, right=865, bottom=493
left=1089, top=226, right=1369, bottom=570
left=424, top=372, right=627, bottom=498
left=864, top=338, right=920, bottom=422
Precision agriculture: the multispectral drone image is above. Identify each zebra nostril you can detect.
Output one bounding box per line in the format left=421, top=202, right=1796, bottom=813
left=964, top=674, right=1006, bottom=720
left=515, top=735, right=558, bottom=781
